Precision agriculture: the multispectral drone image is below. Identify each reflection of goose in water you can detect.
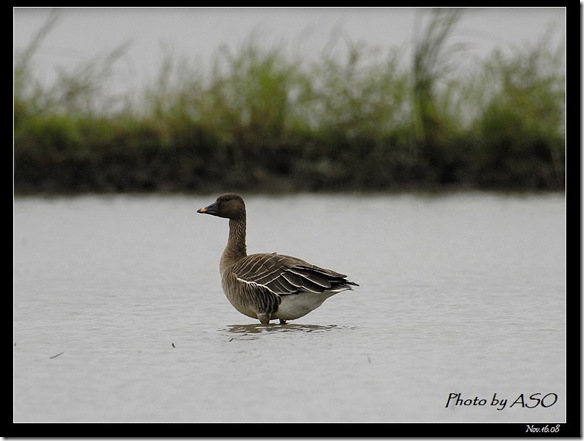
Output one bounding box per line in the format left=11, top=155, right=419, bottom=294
left=197, top=194, right=358, bottom=325
left=222, top=323, right=351, bottom=341
left=225, top=323, right=341, bottom=335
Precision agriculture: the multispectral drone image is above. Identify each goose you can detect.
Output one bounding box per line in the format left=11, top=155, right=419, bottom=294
left=197, top=193, right=358, bottom=324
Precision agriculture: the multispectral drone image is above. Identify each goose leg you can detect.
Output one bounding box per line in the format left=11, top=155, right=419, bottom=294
left=279, top=319, right=287, bottom=325
left=257, top=313, right=271, bottom=325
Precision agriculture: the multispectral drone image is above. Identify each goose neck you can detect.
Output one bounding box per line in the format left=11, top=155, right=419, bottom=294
left=223, top=217, right=247, bottom=265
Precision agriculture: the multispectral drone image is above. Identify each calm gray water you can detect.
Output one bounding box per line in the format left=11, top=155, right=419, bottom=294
left=13, top=193, right=566, bottom=423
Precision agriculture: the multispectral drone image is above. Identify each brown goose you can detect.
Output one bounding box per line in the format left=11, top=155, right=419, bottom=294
left=197, top=193, right=358, bottom=324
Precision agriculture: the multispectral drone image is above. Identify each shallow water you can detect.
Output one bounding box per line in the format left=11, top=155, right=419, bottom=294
left=13, top=193, right=566, bottom=423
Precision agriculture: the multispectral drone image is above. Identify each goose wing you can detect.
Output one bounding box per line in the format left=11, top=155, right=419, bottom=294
left=231, top=253, right=357, bottom=296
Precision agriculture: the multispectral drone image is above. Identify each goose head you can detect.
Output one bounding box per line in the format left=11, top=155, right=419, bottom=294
left=197, top=193, right=246, bottom=220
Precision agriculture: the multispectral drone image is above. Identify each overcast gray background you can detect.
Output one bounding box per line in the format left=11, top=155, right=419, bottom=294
left=13, top=7, right=565, bottom=96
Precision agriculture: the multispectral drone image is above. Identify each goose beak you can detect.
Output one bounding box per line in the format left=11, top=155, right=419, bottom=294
left=197, top=201, right=219, bottom=215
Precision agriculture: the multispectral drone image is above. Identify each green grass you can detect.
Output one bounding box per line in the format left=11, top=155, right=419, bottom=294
left=14, top=10, right=565, bottom=194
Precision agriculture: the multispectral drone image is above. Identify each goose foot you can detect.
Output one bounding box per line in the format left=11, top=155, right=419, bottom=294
left=279, top=319, right=287, bottom=325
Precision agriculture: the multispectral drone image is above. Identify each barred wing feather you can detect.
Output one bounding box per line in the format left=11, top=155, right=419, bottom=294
left=232, top=253, right=356, bottom=296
